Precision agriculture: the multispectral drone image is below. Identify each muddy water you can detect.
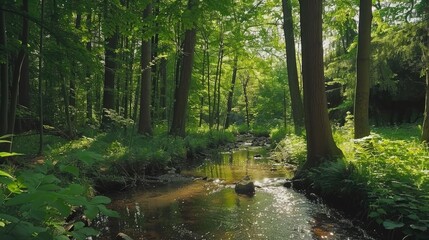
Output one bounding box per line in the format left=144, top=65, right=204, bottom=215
left=95, top=147, right=375, bottom=240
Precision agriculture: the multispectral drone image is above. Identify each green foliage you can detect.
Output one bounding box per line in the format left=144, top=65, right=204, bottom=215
left=351, top=134, right=429, bottom=239
left=0, top=149, right=118, bottom=239
left=272, top=134, right=306, bottom=165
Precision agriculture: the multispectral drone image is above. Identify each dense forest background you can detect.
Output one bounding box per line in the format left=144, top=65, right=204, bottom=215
left=0, top=0, right=428, bottom=141
left=0, top=0, right=429, bottom=239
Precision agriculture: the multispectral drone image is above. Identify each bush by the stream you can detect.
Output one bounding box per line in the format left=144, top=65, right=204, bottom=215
left=0, top=146, right=118, bottom=239
left=274, top=124, right=429, bottom=239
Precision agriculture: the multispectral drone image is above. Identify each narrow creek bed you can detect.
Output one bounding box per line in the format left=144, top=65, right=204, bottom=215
left=93, top=146, right=376, bottom=240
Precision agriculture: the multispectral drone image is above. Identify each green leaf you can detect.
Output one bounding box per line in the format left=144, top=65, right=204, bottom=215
left=84, top=206, right=99, bottom=219
left=383, top=220, right=405, bottom=230
left=0, top=170, right=14, bottom=179
left=97, top=205, right=119, bottom=218
left=0, top=213, right=20, bottom=223
left=0, top=152, right=23, bottom=158
left=410, top=224, right=427, bottom=231
left=59, top=165, right=80, bottom=177
left=74, top=221, right=85, bottom=230
left=91, top=196, right=111, bottom=205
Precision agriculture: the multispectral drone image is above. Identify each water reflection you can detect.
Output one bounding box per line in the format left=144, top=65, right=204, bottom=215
left=95, top=147, right=374, bottom=240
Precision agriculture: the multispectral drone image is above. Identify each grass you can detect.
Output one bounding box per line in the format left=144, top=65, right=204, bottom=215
left=12, top=127, right=235, bottom=187
left=274, top=122, right=429, bottom=239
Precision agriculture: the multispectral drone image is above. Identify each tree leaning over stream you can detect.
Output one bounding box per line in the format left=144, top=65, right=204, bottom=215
left=298, top=0, right=343, bottom=171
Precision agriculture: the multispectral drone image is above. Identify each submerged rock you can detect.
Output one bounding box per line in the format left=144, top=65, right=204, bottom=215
left=235, top=180, right=256, bottom=196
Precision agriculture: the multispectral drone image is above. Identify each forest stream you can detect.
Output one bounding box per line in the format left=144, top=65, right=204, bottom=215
left=94, top=145, right=376, bottom=240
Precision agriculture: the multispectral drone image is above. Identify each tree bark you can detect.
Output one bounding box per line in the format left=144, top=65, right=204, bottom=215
left=170, top=0, right=198, bottom=136
left=0, top=7, right=8, bottom=139
left=299, top=0, right=343, bottom=170
left=159, top=58, right=167, bottom=120
left=224, top=54, right=238, bottom=129
left=138, top=4, right=153, bottom=135
left=86, top=13, right=93, bottom=122
left=9, top=0, right=29, bottom=135
left=101, top=29, right=119, bottom=128
left=354, top=0, right=372, bottom=138
left=282, top=0, right=304, bottom=135
left=241, top=75, right=250, bottom=128
left=421, top=5, right=429, bottom=142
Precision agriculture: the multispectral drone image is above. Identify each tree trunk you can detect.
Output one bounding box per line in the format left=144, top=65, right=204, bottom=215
left=138, top=4, right=153, bottom=135
left=170, top=0, right=198, bottom=136
left=242, top=75, right=250, bottom=128
left=299, top=0, right=343, bottom=170
left=38, top=0, right=45, bottom=155
left=422, top=69, right=429, bottom=142
left=224, top=54, right=238, bottom=129
left=159, top=58, right=167, bottom=120
left=354, top=0, right=372, bottom=138
left=0, top=7, right=8, bottom=140
left=9, top=0, right=29, bottom=136
left=282, top=0, right=304, bottom=135
left=101, top=29, right=119, bottom=128
left=86, top=13, right=93, bottom=122
left=421, top=5, right=429, bottom=142
left=199, top=44, right=207, bottom=127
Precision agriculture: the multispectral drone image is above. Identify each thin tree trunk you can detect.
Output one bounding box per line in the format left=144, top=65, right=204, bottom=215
left=170, top=0, right=198, bottom=136
left=422, top=69, right=429, bottom=142
left=38, top=0, right=45, bottom=155
left=354, top=0, right=372, bottom=138
left=0, top=7, right=8, bottom=140
left=199, top=44, right=207, bottom=127
left=242, top=75, right=250, bottom=128
left=9, top=0, right=29, bottom=136
left=298, top=0, right=343, bottom=170
left=206, top=41, right=212, bottom=129
left=420, top=5, right=429, bottom=142
left=61, top=73, right=73, bottom=137
left=159, top=58, right=167, bottom=120
left=282, top=0, right=304, bottom=135
left=138, top=3, right=153, bottom=135
left=86, top=13, right=93, bottom=122
left=224, top=54, right=238, bottom=129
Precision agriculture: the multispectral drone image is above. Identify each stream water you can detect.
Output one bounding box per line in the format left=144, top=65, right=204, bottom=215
left=95, top=146, right=376, bottom=240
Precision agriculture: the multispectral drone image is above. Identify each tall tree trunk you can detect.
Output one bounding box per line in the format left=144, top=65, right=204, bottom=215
left=354, top=0, right=372, bottom=138
left=241, top=75, right=250, bottom=128
left=9, top=0, right=29, bottom=136
left=213, top=32, right=224, bottom=130
left=86, top=13, right=93, bottom=122
left=282, top=0, right=304, bottom=135
left=206, top=41, right=212, bottom=129
left=199, top=44, right=207, bottom=127
left=420, top=5, right=429, bottom=142
left=0, top=7, right=8, bottom=140
left=38, top=0, right=45, bottom=155
left=224, top=54, right=238, bottom=129
left=101, top=29, right=119, bottom=128
left=170, top=0, right=198, bottom=136
left=299, top=0, right=343, bottom=170
left=159, top=58, right=167, bottom=120
left=61, top=73, right=73, bottom=137
left=422, top=67, right=429, bottom=142
left=138, top=4, right=153, bottom=135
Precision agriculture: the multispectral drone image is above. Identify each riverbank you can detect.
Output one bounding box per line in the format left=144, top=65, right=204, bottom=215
left=1, top=128, right=237, bottom=239
left=276, top=124, right=429, bottom=240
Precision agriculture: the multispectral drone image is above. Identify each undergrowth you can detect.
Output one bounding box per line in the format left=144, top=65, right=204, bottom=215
left=274, top=119, right=429, bottom=239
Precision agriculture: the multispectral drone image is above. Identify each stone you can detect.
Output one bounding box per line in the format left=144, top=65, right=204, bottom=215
left=235, top=181, right=255, bottom=196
